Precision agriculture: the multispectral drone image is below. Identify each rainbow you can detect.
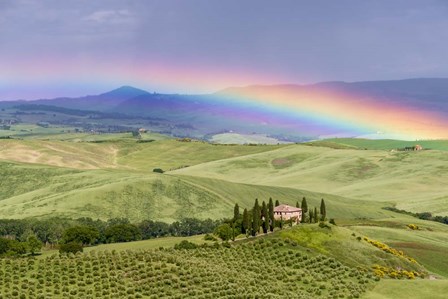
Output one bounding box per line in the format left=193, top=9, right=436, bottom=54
left=208, top=85, right=448, bottom=140
left=2, top=57, right=448, bottom=140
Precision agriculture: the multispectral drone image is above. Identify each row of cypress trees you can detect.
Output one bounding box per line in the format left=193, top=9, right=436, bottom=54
left=232, top=197, right=327, bottom=237
left=295, top=197, right=327, bottom=224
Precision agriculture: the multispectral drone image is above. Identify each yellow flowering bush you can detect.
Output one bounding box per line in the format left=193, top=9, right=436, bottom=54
left=407, top=224, right=419, bottom=230
left=372, top=265, right=423, bottom=279
left=363, top=237, right=417, bottom=263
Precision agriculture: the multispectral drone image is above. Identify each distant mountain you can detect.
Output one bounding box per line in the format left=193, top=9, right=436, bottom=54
left=3, top=78, right=448, bottom=140
left=32, top=85, right=149, bottom=111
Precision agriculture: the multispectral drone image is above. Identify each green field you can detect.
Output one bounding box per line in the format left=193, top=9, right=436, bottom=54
left=1, top=134, right=448, bottom=297
left=173, top=143, right=448, bottom=216
left=364, top=280, right=448, bottom=299
left=306, top=138, right=448, bottom=151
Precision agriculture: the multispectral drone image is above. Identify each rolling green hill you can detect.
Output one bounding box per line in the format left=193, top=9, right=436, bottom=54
left=173, top=143, right=448, bottom=216
left=1, top=136, right=448, bottom=292
left=306, top=138, right=448, bottom=151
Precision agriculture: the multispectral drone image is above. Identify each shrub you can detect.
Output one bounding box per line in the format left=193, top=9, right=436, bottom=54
left=407, top=224, right=419, bottom=230
left=153, top=168, right=164, bottom=174
left=174, top=240, right=198, bottom=250
left=203, top=234, right=217, bottom=241
left=214, top=223, right=233, bottom=241
left=59, top=242, right=83, bottom=254
left=319, top=221, right=331, bottom=229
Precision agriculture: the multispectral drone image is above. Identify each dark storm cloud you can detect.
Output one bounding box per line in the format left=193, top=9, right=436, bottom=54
left=1, top=0, right=448, bottom=98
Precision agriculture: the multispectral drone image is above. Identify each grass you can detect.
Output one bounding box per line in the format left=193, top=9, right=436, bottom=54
left=173, top=143, right=448, bottom=216
left=307, top=138, right=448, bottom=151
left=209, top=132, right=289, bottom=144
left=349, top=221, right=448, bottom=278
left=0, top=160, right=387, bottom=222
left=1, top=134, right=448, bottom=296
left=278, top=225, right=423, bottom=274
left=363, top=279, right=448, bottom=299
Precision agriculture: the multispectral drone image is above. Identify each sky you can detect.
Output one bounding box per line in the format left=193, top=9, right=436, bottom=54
left=1, top=0, right=448, bottom=99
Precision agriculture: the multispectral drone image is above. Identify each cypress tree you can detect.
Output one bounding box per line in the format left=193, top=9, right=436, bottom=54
left=314, top=207, right=319, bottom=223
left=320, top=198, right=326, bottom=221
left=233, top=203, right=240, bottom=221
left=261, top=201, right=268, bottom=234
left=242, top=208, right=249, bottom=235
left=251, top=199, right=260, bottom=236
left=275, top=199, right=280, bottom=207
left=268, top=197, right=275, bottom=232
left=301, top=197, right=308, bottom=223
left=308, top=210, right=313, bottom=223
left=301, top=197, right=308, bottom=214
left=296, top=201, right=300, bottom=208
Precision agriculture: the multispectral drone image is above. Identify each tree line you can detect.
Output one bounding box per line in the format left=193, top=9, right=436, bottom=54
left=214, top=197, right=328, bottom=241
left=0, top=217, right=221, bottom=256
left=383, top=207, right=448, bottom=225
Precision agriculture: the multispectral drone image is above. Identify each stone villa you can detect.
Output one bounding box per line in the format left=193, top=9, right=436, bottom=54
left=273, top=204, right=302, bottom=223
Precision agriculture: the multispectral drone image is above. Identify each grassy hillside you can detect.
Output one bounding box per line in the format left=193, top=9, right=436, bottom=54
left=363, top=280, right=448, bottom=299
left=1, top=136, right=448, bottom=297
left=209, top=133, right=289, bottom=144
left=0, top=139, right=283, bottom=171
left=348, top=219, right=448, bottom=277
left=173, top=143, right=448, bottom=216
left=0, top=160, right=387, bottom=222
left=306, top=138, right=448, bottom=151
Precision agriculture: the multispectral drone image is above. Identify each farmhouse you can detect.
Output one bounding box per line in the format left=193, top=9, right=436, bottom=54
left=274, top=204, right=302, bottom=223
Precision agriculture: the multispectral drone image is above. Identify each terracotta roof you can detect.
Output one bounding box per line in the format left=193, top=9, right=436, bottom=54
left=274, top=204, right=301, bottom=213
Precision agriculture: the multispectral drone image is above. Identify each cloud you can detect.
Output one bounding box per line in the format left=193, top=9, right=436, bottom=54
left=84, top=9, right=133, bottom=24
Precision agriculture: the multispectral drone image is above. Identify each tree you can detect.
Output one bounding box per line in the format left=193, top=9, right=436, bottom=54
left=268, top=198, right=275, bottom=232
left=9, top=240, right=27, bottom=255
left=61, top=226, right=99, bottom=246
left=107, top=218, right=130, bottom=226
left=252, top=199, right=260, bottom=236
left=320, top=198, right=327, bottom=221
left=105, top=224, right=141, bottom=243
left=138, top=220, right=170, bottom=239
left=261, top=201, right=268, bottom=234
left=296, top=201, right=300, bottom=208
left=314, top=207, right=319, bottom=223
left=0, top=238, right=10, bottom=255
left=309, top=210, right=313, bottom=224
left=275, top=199, right=280, bottom=207
left=242, top=208, right=249, bottom=235
left=301, top=197, right=308, bottom=214
left=27, top=235, right=42, bottom=255
left=233, top=203, right=240, bottom=221
left=301, top=197, right=308, bottom=223
left=214, top=223, right=233, bottom=241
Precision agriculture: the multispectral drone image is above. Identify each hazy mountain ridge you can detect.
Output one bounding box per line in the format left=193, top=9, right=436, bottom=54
left=2, top=78, right=448, bottom=140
